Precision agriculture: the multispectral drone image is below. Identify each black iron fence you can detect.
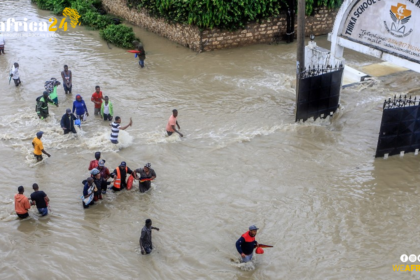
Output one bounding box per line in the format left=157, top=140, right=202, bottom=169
left=295, top=64, right=344, bottom=122
left=375, top=95, right=420, bottom=157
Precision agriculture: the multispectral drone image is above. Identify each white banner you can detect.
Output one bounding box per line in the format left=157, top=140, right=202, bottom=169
left=340, top=0, right=420, bottom=63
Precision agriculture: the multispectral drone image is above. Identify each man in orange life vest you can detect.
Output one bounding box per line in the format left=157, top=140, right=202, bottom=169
left=110, top=161, right=137, bottom=191
left=236, top=225, right=259, bottom=263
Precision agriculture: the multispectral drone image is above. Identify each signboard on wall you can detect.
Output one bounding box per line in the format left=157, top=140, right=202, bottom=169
left=340, top=0, right=420, bottom=64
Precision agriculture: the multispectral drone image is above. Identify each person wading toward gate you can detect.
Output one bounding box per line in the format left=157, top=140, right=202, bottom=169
left=236, top=225, right=259, bottom=263
left=30, top=183, right=49, bottom=216
left=110, top=161, right=137, bottom=191
left=110, top=116, right=132, bottom=144
left=15, top=186, right=31, bottom=219
left=61, top=65, right=72, bottom=94
left=61, top=108, right=77, bottom=134
left=32, top=131, right=51, bottom=162
left=140, top=219, right=159, bottom=255
left=135, top=163, right=156, bottom=193
left=166, top=109, right=183, bottom=137
left=91, top=86, right=103, bottom=116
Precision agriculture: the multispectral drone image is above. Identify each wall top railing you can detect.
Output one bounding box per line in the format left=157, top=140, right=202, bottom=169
left=298, top=64, right=344, bottom=79
left=383, top=95, right=420, bottom=110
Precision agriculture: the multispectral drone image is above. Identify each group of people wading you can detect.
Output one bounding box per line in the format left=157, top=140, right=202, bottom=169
left=82, top=152, right=157, bottom=208
left=10, top=49, right=268, bottom=261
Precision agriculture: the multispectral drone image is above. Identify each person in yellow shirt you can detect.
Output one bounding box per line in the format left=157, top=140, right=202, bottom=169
left=32, top=131, right=51, bottom=162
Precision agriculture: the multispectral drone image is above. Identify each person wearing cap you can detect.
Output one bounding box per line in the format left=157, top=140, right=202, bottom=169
left=15, top=186, right=31, bottom=219
left=61, top=108, right=77, bottom=134
left=36, top=91, right=58, bottom=119
left=32, top=131, right=51, bottom=162
left=72, top=94, right=89, bottom=121
left=236, top=225, right=259, bottom=263
left=30, top=183, right=49, bottom=216
left=140, top=219, right=159, bottom=255
left=135, top=163, right=156, bottom=193
left=90, top=168, right=104, bottom=201
left=110, top=161, right=137, bottom=191
left=166, top=109, right=183, bottom=137
left=88, top=152, right=101, bottom=170
left=97, top=160, right=110, bottom=194
left=10, top=62, right=21, bottom=87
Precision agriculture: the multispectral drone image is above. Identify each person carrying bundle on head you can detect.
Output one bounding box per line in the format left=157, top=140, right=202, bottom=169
left=44, top=78, right=60, bottom=105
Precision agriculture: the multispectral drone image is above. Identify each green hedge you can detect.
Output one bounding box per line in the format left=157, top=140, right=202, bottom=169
left=100, top=25, right=137, bottom=48
left=31, top=0, right=139, bottom=48
left=128, top=0, right=342, bottom=30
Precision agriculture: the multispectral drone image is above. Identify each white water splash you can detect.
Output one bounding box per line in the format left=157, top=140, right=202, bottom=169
left=230, top=257, right=256, bottom=271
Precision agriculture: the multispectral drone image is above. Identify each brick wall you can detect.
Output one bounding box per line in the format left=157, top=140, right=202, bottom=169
left=102, top=0, right=338, bottom=52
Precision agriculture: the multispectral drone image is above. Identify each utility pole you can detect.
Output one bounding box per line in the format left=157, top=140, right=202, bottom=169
left=296, top=0, right=306, bottom=100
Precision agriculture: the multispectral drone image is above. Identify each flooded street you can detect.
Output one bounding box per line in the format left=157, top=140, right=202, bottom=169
left=1, top=1, right=420, bottom=279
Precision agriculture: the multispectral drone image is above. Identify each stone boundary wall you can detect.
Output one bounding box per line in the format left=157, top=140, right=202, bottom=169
left=202, top=9, right=337, bottom=51
left=102, top=0, right=201, bottom=50
left=102, top=0, right=338, bottom=52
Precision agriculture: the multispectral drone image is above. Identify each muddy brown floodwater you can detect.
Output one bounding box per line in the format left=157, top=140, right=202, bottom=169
left=1, top=1, right=420, bottom=279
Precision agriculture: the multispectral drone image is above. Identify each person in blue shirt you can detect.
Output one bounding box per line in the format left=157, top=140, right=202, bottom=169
left=72, top=94, right=89, bottom=121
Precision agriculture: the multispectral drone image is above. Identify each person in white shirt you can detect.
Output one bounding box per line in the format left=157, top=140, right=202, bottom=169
left=0, top=33, right=5, bottom=55
left=10, top=62, right=21, bottom=87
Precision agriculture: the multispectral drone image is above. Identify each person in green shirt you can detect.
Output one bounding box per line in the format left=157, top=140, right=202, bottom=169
left=49, top=80, right=60, bottom=105
left=36, top=91, right=58, bottom=119
left=100, top=96, right=113, bottom=121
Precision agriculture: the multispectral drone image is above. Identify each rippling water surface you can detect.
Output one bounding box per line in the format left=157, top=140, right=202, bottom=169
left=1, top=1, right=420, bottom=279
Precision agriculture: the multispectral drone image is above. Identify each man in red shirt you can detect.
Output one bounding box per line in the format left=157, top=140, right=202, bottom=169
left=91, top=86, right=104, bottom=116
left=88, top=152, right=101, bottom=170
